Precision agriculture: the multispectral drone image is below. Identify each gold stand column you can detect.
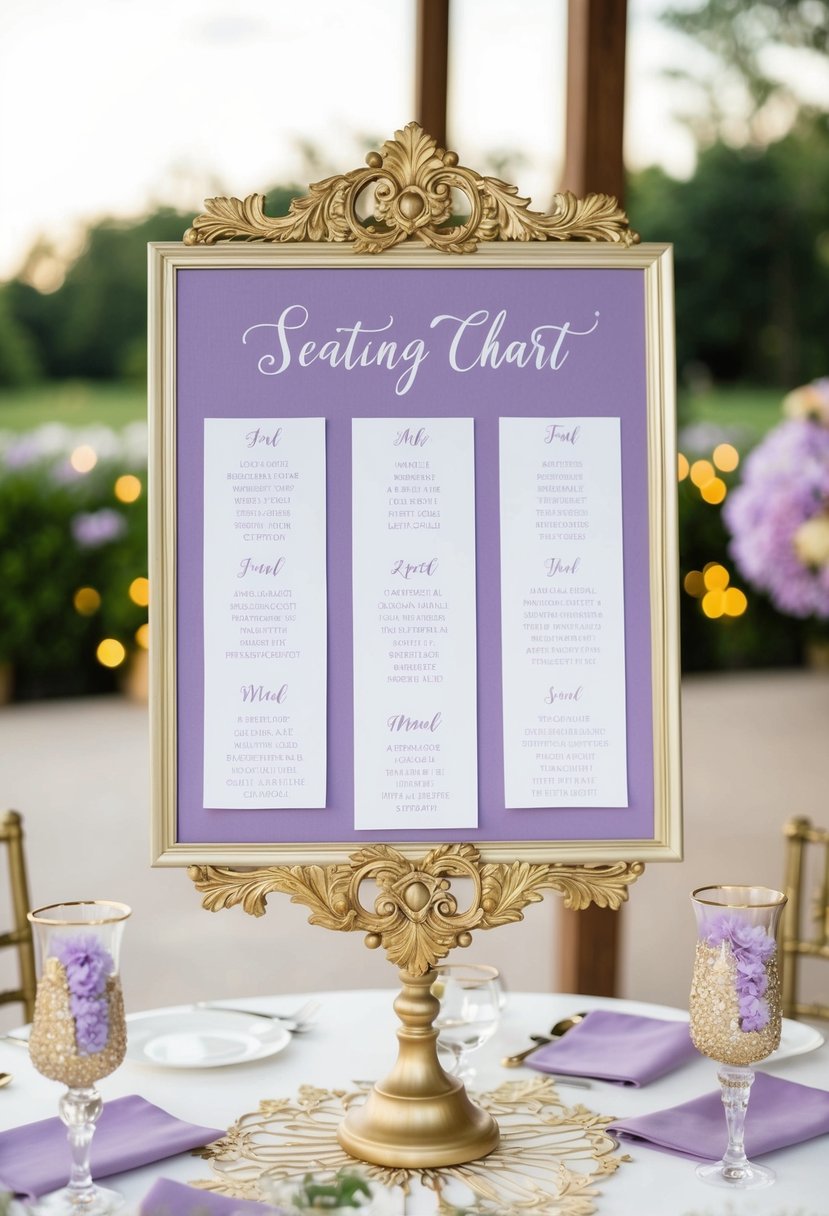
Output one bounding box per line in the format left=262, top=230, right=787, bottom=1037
left=337, top=968, right=498, bottom=1167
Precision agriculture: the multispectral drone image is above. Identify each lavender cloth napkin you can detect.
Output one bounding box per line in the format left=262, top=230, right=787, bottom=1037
left=0, top=1095, right=224, bottom=1200
left=608, top=1071, right=829, bottom=1160
left=140, top=1178, right=277, bottom=1216
left=525, top=1010, right=698, bottom=1086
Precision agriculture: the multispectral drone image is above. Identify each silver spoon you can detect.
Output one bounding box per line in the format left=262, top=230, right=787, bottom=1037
left=501, top=1012, right=588, bottom=1068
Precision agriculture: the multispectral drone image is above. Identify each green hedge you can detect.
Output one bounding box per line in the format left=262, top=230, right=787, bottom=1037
left=0, top=423, right=148, bottom=699
left=0, top=418, right=811, bottom=702
left=676, top=425, right=805, bottom=671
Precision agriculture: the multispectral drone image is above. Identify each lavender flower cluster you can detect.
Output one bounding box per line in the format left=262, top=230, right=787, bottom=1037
left=724, top=417, right=829, bottom=619
left=703, top=912, right=776, bottom=1032
left=53, top=935, right=114, bottom=1055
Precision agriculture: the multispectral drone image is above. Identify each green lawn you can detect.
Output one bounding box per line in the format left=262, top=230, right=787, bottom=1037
left=678, top=386, right=783, bottom=440
left=0, top=379, right=785, bottom=439
left=0, top=381, right=146, bottom=432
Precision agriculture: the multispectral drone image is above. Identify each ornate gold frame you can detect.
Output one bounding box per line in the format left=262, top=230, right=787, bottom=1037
left=148, top=125, right=680, bottom=1167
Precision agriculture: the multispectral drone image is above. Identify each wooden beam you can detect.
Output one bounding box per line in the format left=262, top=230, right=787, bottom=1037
left=416, top=0, right=450, bottom=148
left=558, top=0, right=629, bottom=998
left=561, top=0, right=628, bottom=202
left=558, top=904, right=621, bottom=997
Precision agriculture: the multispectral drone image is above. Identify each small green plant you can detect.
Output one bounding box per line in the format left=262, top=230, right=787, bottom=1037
left=288, top=1170, right=372, bottom=1211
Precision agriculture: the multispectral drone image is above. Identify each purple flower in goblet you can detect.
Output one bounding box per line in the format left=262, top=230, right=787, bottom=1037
left=53, top=936, right=114, bottom=1055
left=54, top=935, right=113, bottom=997
left=69, top=994, right=110, bottom=1055
left=738, top=995, right=769, bottom=1032
left=703, top=912, right=774, bottom=1032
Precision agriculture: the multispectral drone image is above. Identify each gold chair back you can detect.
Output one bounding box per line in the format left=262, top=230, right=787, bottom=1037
left=0, top=810, right=36, bottom=1020
left=782, top=816, right=829, bottom=1020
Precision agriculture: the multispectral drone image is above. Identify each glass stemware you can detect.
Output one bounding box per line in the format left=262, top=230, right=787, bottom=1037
left=432, top=963, right=501, bottom=1083
left=27, top=901, right=131, bottom=1215
left=689, top=885, right=786, bottom=1190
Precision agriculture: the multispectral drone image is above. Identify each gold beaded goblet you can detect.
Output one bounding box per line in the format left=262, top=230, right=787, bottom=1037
left=27, top=901, right=131, bottom=1215
left=689, top=885, right=786, bottom=1190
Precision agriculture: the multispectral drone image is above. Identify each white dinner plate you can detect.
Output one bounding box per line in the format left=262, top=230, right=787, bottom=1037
left=125, top=1008, right=292, bottom=1069
left=768, top=1017, right=825, bottom=1063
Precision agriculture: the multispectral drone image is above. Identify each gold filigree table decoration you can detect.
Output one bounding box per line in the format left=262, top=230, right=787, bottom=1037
left=192, top=1077, right=629, bottom=1215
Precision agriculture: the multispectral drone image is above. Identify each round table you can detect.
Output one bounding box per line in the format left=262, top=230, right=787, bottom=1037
left=3, top=990, right=827, bottom=1215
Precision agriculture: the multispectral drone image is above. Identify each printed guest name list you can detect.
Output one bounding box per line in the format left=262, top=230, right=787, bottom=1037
left=352, top=418, right=478, bottom=830
left=499, top=417, right=628, bottom=808
left=203, top=418, right=327, bottom=808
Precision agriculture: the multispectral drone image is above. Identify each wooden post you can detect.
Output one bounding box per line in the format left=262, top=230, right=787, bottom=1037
left=558, top=0, right=629, bottom=998
left=416, top=0, right=450, bottom=148
left=560, top=0, right=628, bottom=202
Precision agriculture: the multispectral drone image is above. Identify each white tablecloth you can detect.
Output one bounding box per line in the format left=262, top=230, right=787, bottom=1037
left=3, top=991, right=827, bottom=1216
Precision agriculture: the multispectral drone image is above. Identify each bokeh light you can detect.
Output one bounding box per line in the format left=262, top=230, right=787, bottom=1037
left=129, top=577, right=149, bottom=607
left=684, top=570, right=705, bottom=597
left=678, top=453, right=689, bottom=481
left=690, top=459, right=715, bottom=488
left=701, top=477, right=727, bottom=504
left=69, top=445, right=97, bottom=474
left=702, top=590, right=726, bottom=618
left=724, top=587, right=748, bottom=616
left=713, top=443, right=740, bottom=473
left=73, top=586, right=101, bottom=615
left=96, top=638, right=126, bottom=668
left=114, top=474, right=142, bottom=503
left=703, top=564, right=730, bottom=591
left=135, top=623, right=149, bottom=649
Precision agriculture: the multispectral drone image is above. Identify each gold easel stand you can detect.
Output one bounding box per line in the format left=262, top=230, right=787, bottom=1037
left=185, top=124, right=641, bottom=1167
left=189, top=844, right=642, bottom=1166
left=340, top=968, right=498, bottom=1165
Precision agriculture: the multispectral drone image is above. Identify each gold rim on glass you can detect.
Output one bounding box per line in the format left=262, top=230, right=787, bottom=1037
left=28, top=900, right=132, bottom=926
left=691, top=885, right=787, bottom=909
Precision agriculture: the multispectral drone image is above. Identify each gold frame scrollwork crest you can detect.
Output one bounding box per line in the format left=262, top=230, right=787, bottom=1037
left=189, top=845, right=643, bottom=975
left=184, top=121, right=638, bottom=254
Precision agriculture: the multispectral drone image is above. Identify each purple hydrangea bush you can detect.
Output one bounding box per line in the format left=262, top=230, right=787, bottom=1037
left=53, top=935, right=115, bottom=1055
left=724, top=404, right=829, bottom=620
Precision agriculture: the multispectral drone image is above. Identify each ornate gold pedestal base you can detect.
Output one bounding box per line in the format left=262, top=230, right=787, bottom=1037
left=337, top=970, right=499, bottom=1168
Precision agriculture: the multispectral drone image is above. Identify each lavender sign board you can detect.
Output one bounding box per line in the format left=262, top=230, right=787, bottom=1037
left=149, top=243, right=680, bottom=866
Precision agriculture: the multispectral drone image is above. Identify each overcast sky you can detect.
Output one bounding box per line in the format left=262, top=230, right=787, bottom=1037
left=1, top=0, right=825, bottom=281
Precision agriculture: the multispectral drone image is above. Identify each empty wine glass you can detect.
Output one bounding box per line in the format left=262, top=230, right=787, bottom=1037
left=689, top=885, right=786, bottom=1190
left=28, top=901, right=131, bottom=1215
left=432, top=963, right=501, bottom=1083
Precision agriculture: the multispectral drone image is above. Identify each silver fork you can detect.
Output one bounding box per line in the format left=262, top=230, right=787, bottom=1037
left=192, top=997, right=321, bottom=1032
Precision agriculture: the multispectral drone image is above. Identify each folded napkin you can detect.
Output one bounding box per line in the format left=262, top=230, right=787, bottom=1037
left=526, top=1010, right=698, bottom=1086
left=608, top=1071, right=829, bottom=1160
left=140, top=1178, right=277, bottom=1215
left=0, top=1095, right=223, bottom=1200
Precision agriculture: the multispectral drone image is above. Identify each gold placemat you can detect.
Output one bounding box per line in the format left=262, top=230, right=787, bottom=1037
left=193, top=1077, right=629, bottom=1214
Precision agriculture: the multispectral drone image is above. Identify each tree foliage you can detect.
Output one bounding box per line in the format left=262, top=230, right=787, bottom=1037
left=663, top=0, right=829, bottom=124
left=1, top=187, right=296, bottom=386
left=628, top=113, right=829, bottom=387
